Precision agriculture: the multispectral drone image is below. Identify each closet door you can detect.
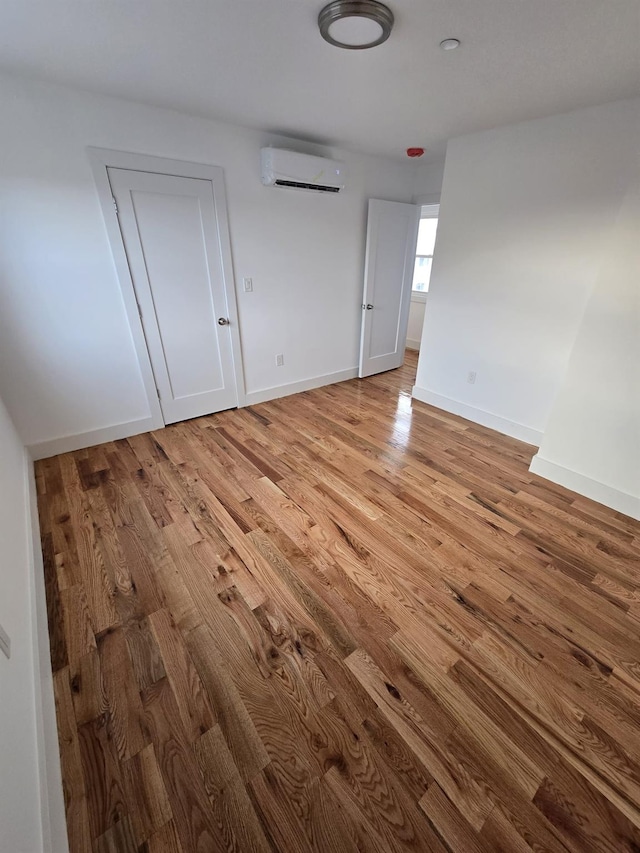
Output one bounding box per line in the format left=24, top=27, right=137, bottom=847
left=109, top=167, right=239, bottom=423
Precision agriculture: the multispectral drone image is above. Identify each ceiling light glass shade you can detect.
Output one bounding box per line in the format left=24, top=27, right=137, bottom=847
left=318, top=0, right=394, bottom=50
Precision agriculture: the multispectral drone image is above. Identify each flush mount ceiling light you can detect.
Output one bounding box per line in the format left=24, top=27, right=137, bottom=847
left=439, top=38, right=461, bottom=50
left=318, top=0, right=394, bottom=50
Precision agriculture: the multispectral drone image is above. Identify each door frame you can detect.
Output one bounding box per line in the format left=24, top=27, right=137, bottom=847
left=88, top=147, right=246, bottom=428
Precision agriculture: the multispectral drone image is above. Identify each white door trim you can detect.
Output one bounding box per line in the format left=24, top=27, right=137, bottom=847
left=87, top=148, right=247, bottom=428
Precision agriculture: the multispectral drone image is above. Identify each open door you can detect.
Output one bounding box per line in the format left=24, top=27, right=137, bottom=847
left=359, top=199, right=420, bottom=377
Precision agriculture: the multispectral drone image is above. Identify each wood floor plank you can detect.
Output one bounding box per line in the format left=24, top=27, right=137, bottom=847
left=184, top=623, right=271, bottom=783
left=77, top=714, right=128, bottom=841
left=96, top=624, right=149, bottom=761
left=94, top=814, right=137, bottom=853
left=194, top=725, right=272, bottom=852
left=38, top=350, right=640, bottom=853
left=345, top=646, right=493, bottom=831
left=141, top=677, right=226, bottom=853
left=43, top=531, right=69, bottom=672
left=208, top=776, right=273, bottom=853
left=249, top=764, right=315, bottom=853
left=121, top=743, right=173, bottom=847
left=53, top=668, right=92, bottom=853
left=148, top=607, right=215, bottom=742
left=45, top=487, right=83, bottom=590
left=60, top=583, right=96, bottom=665
left=141, top=820, right=184, bottom=853
left=123, top=615, right=167, bottom=692
left=69, top=649, right=105, bottom=726
left=419, top=783, right=491, bottom=853
left=59, top=455, right=120, bottom=634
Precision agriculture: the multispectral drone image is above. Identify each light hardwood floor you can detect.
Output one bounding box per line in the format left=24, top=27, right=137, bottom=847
left=37, top=350, right=640, bottom=852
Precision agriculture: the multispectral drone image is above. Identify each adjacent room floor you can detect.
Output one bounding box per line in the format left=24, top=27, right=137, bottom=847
left=37, top=351, right=640, bottom=852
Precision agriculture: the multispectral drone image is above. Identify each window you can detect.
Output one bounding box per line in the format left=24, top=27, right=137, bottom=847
left=412, top=206, right=439, bottom=299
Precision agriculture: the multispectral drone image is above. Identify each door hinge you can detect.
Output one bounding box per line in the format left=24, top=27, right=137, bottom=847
left=112, top=196, right=119, bottom=215
left=136, top=301, right=143, bottom=319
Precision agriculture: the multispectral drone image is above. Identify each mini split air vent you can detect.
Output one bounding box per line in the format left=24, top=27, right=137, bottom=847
left=261, top=148, right=346, bottom=194
left=274, top=179, right=340, bottom=193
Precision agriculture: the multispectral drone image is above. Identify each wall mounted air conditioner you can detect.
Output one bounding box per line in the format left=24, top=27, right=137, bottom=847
left=261, top=148, right=346, bottom=194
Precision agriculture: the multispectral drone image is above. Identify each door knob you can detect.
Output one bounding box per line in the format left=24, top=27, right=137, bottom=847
left=366, top=304, right=374, bottom=310
left=218, top=317, right=230, bottom=325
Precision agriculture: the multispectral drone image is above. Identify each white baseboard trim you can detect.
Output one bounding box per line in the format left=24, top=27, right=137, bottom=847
left=28, top=415, right=162, bottom=460
left=27, top=369, right=363, bottom=457
left=243, top=367, right=359, bottom=407
left=529, top=454, right=640, bottom=521
left=405, top=338, right=421, bottom=351
left=25, top=454, right=69, bottom=852
left=411, top=386, right=543, bottom=446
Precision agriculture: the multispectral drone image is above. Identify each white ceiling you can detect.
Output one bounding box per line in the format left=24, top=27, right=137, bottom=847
left=1, top=0, right=639, bottom=162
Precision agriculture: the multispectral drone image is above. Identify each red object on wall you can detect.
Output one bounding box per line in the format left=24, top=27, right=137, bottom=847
left=406, top=147, right=425, bottom=158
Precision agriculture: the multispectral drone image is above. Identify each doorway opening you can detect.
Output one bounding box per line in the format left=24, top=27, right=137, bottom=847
left=407, top=203, right=439, bottom=352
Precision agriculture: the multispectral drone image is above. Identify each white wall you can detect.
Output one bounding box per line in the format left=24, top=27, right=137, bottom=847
left=413, top=98, right=640, bottom=447
left=0, top=72, right=416, bottom=453
left=0, top=397, right=44, bottom=853
left=531, top=175, right=640, bottom=519
left=413, top=158, right=445, bottom=205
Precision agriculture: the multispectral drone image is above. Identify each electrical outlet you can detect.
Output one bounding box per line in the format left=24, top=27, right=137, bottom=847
left=467, top=371, right=477, bottom=384
left=243, top=277, right=253, bottom=293
left=0, top=622, right=11, bottom=660
left=275, top=354, right=284, bottom=367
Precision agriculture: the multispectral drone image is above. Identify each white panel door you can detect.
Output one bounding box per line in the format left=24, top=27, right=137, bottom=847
left=359, top=199, right=420, bottom=378
left=108, top=167, right=238, bottom=424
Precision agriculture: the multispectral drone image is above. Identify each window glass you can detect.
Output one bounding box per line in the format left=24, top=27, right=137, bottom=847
left=412, top=257, right=432, bottom=292
left=412, top=215, right=438, bottom=293
left=416, top=218, right=438, bottom=256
